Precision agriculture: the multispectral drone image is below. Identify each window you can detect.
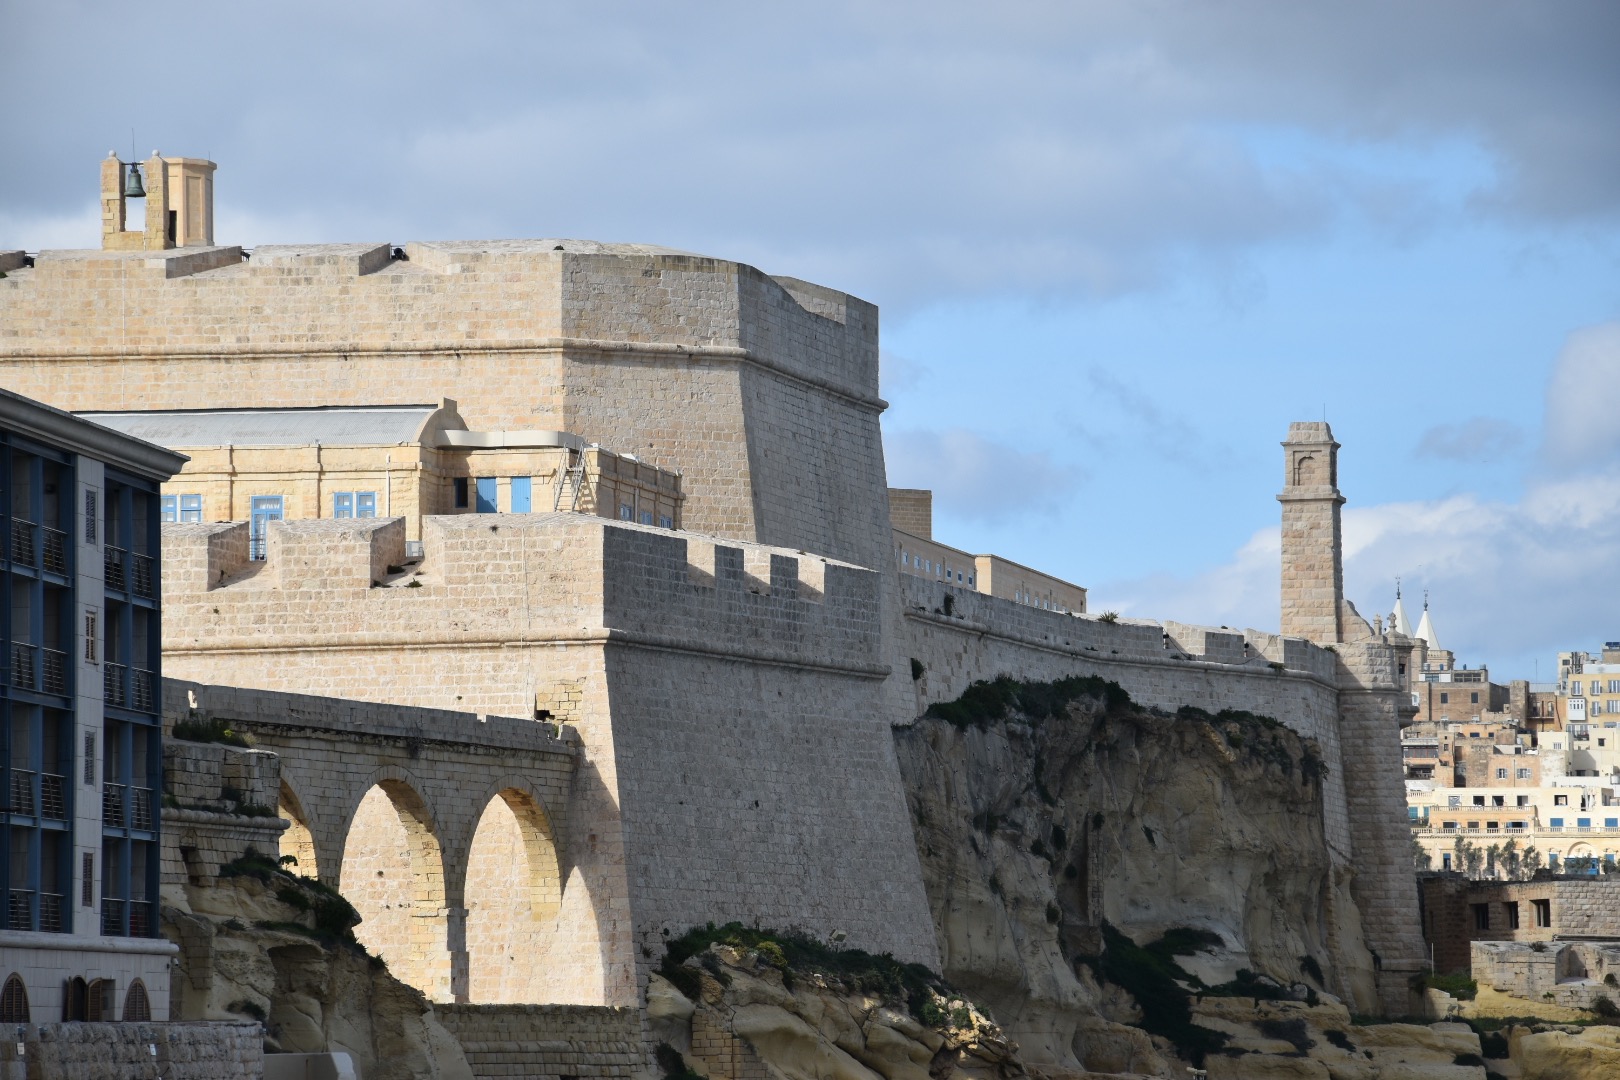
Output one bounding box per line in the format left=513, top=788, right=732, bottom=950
left=1579, top=818, right=1592, bottom=828
left=1497, top=768, right=1508, bottom=780
left=84, top=611, right=97, bottom=663
left=122, top=979, right=151, bottom=1022
left=1506, top=901, right=1520, bottom=929
left=1473, top=796, right=1486, bottom=807
left=1610, top=680, right=1620, bottom=694
left=248, top=496, right=284, bottom=560
left=1518, top=768, right=1530, bottom=779
left=476, top=477, right=498, bottom=514
left=1493, top=796, right=1505, bottom=807
left=0, top=975, right=28, bottom=1023
left=1549, top=854, right=1560, bottom=870
left=1442, top=853, right=1453, bottom=870
left=618, top=503, right=634, bottom=521
left=1467, top=821, right=1480, bottom=829
left=1448, top=796, right=1461, bottom=808
left=1533, top=898, right=1552, bottom=926
left=1441, top=692, right=1449, bottom=704
left=453, top=477, right=469, bottom=509
left=178, top=494, right=202, bottom=522
left=160, top=495, right=177, bottom=523
left=1442, top=821, right=1458, bottom=830
left=967, top=576, right=975, bottom=587
left=332, top=492, right=378, bottom=518
left=1556, top=795, right=1569, bottom=806
left=84, top=489, right=97, bottom=545
left=1608, top=819, right=1618, bottom=829
left=1551, top=818, right=1564, bottom=828
left=1472, top=903, right=1490, bottom=930
left=1471, top=692, right=1480, bottom=704
left=640, top=510, right=654, bottom=525
left=659, top=515, right=674, bottom=529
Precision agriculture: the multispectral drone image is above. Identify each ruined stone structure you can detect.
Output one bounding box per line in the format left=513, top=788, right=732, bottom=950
left=0, top=160, right=1431, bottom=1070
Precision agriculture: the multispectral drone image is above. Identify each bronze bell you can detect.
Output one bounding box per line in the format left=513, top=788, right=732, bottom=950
left=123, top=162, right=146, bottom=199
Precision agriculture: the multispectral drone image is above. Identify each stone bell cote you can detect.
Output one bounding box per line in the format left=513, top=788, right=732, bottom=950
left=1278, top=421, right=1346, bottom=644
left=100, top=152, right=216, bottom=251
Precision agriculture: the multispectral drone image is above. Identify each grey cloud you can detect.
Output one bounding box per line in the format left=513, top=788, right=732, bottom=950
left=1415, top=417, right=1525, bottom=463
left=883, top=427, right=1086, bottom=523
left=3, top=1, right=1616, bottom=311
left=1541, top=323, right=1620, bottom=469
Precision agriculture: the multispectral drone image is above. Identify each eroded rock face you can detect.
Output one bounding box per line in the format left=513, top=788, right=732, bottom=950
left=163, top=871, right=471, bottom=1080
left=655, top=946, right=1024, bottom=1080
left=892, top=688, right=1379, bottom=1071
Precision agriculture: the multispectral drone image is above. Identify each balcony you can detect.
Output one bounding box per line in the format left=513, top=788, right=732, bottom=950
left=38, top=892, right=63, bottom=933
left=130, top=786, right=153, bottom=831
left=129, top=900, right=152, bottom=937
left=104, top=545, right=126, bottom=591
left=104, top=663, right=126, bottom=708
left=10, top=518, right=35, bottom=568
left=131, top=553, right=154, bottom=598
left=8, top=769, right=35, bottom=815
left=102, top=782, right=125, bottom=829
left=7, top=890, right=32, bottom=931
left=42, top=526, right=67, bottom=575
left=10, top=641, right=35, bottom=691
left=132, top=668, right=155, bottom=712
left=100, top=897, right=124, bottom=936
left=40, top=773, right=65, bottom=820
left=41, top=647, right=66, bottom=696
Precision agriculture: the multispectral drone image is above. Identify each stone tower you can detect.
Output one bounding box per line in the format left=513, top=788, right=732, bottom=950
left=100, top=152, right=216, bottom=251
left=1278, top=421, right=1345, bottom=643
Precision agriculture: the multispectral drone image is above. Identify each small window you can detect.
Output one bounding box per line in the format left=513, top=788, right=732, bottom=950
left=1472, top=903, right=1490, bottom=930
left=333, top=492, right=354, bottom=518
left=1471, top=691, right=1480, bottom=704
left=1497, top=768, right=1508, bottom=779
left=1579, top=818, right=1592, bottom=828
left=1517, top=768, right=1530, bottom=779
left=0, top=974, right=28, bottom=1023
left=83, top=734, right=95, bottom=785
left=659, top=515, right=674, bottom=529
left=85, top=610, right=97, bottom=663
left=1505, top=902, right=1520, bottom=929
left=1556, top=795, right=1569, bottom=806
left=160, top=495, right=178, bottom=523
left=1551, top=818, right=1564, bottom=828
left=1518, top=796, right=1529, bottom=806
left=640, top=510, right=654, bottom=525
left=1473, top=796, right=1486, bottom=806
left=81, top=851, right=94, bottom=905
left=84, top=489, right=97, bottom=545
left=355, top=491, right=377, bottom=518
left=453, top=477, right=469, bottom=509
left=618, top=503, right=634, bottom=521
left=1533, top=898, right=1552, bottom=926
left=178, top=494, right=202, bottom=523
left=1442, top=853, right=1453, bottom=870
left=1441, top=692, right=1449, bottom=704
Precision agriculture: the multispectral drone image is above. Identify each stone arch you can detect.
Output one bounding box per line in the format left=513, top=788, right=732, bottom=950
left=339, top=772, right=452, bottom=1000
left=277, top=777, right=320, bottom=879
left=0, top=973, right=28, bottom=1022
left=464, top=779, right=566, bottom=1003
left=1293, top=452, right=1322, bottom=487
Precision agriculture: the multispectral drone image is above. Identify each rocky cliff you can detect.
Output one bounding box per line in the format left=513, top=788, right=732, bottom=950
left=892, top=676, right=1381, bottom=1071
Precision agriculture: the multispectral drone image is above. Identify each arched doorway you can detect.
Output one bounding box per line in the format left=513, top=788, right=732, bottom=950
left=278, top=779, right=319, bottom=879
left=465, top=787, right=563, bottom=1002
left=340, top=780, right=450, bottom=999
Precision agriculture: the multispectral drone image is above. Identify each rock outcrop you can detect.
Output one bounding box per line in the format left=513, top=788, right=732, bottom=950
left=163, top=853, right=471, bottom=1080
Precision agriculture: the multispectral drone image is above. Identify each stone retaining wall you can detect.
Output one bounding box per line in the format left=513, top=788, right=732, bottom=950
left=434, top=1004, right=643, bottom=1080
left=0, top=1020, right=261, bottom=1080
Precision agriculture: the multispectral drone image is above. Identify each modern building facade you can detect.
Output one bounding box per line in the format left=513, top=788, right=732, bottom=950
left=0, top=387, right=185, bottom=1023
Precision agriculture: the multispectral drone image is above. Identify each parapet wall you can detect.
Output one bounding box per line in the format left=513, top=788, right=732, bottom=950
left=0, top=1021, right=262, bottom=1080
left=434, top=1004, right=643, bottom=1080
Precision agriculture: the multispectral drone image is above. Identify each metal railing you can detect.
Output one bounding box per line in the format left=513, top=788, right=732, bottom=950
left=102, top=782, right=125, bottom=829
left=101, top=897, right=124, bottom=936
left=8, top=769, right=35, bottom=815
left=129, top=900, right=152, bottom=937
left=10, top=641, right=35, bottom=691
left=42, top=647, right=66, bottom=696
left=8, top=891, right=32, bottom=931
left=131, top=552, right=154, bottom=598
left=130, top=786, right=154, bottom=831
left=104, top=662, right=126, bottom=708
left=132, top=667, right=155, bottom=712
left=10, top=518, right=35, bottom=567
left=40, top=773, right=65, bottom=820
left=38, top=892, right=63, bottom=933
left=104, top=544, right=126, bottom=590
left=42, top=526, right=67, bottom=575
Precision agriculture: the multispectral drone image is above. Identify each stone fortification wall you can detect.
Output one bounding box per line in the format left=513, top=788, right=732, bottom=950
left=0, top=1021, right=262, bottom=1080
left=434, top=1003, right=642, bottom=1080
left=159, top=513, right=939, bottom=1001
left=897, top=575, right=1352, bottom=860
left=0, top=242, right=888, bottom=567
left=1472, top=940, right=1620, bottom=1009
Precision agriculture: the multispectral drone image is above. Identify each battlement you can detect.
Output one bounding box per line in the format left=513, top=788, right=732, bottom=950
left=161, top=514, right=883, bottom=674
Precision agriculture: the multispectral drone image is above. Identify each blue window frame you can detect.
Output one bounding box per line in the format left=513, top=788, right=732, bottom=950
left=475, top=477, right=498, bottom=514
left=160, top=495, right=177, bottom=523
left=1607, top=819, right=1618, bottom=829
left=332, top=491, right=377, bottom=519
left=178, top=494, right=202, bottom=523
left=510, top=477, right=532, bottom=514
left=333, top=492, right=352, bottom=518
left=1551, top=818, right=1564, bottom=828
left=249, top=496, right=284, bottom=560
left=640, top=509, right=654, bottom=525
left=356, top=491, right=376, bottom=517
left=659, top=515, right=673, bottom=529
left=1579, top=818, right=1592, bottom=828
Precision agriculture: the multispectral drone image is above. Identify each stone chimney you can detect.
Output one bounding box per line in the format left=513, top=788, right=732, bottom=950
left=1278, top=421, right=1345, bottom=644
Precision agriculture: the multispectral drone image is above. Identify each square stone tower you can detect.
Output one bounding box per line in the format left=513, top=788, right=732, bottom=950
left=1278, top=421, right=1345, bottom=644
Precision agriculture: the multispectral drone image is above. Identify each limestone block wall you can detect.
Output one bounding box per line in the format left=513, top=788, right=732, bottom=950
left=1471, top=940, right=1620, bottom=1008
left=433, top=1003, right=643, bottom=1080
left=0, top=1020, right=262, bottom=1080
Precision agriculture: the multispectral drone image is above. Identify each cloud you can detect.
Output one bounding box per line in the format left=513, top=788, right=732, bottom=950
left=3, top=2, right=1615, bottom=309
left=883, top=427, right=1086, bottom=523
left=1541, top=323, right=1620, bottom=468
left=1416, top=417, right=1525, bottom=462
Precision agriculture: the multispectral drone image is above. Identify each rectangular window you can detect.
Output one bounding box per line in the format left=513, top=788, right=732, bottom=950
left=619, top=503, right=634, bottom=521
left=355, top=491, right=376, bottom=518
left=1579, top=818, right=1592, bottom=828
left=249, top=496, right=284, bottom=560
left=1497, top=768, right=1508, bottom=779
left=1441, top=692, right=1449, bottom=704
left=640, top=510, right=654, bottom=525
left=1442, top=853, right=1453, bottom=870
left=1472, top=903, right=1490, bottom=930
left=1472, top=692, right=1480, bottom=704
left=1556, top=795, right=1569, bottom=805
left=1518, top=768, right=1530, bottom=779
left=160, top=495, right=178, bottom=523
left=1610, top=680, right=1620, bottom=694
left=1550, top=818, right=1564, bottom=828
left=82, top=852, right=94, bottom=907
left=1506, top=901, right=1520, bottom=929
left=510, top=477, right=532, bottom=514
left=1473, top=796, right=1486, bottom=806
left=83, top=733, right=95, bottom=784
left=659, top=515, right=674, bottom=529
left=453, top=477, right=469, bottom=509
left=1533, top=898, right=1552, bottom=927
left=475, top=477, right=498, bottom=514
left=84, top=489, right=97, bottom=544
left=333, top=492, right=353, bottom=518
left=84, top=611, right=97, bottom=663
left=178, top=494, right=202, bottom=522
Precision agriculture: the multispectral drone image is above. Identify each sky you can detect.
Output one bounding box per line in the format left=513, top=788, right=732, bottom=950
left=3, top=1, right=1618, bottom=679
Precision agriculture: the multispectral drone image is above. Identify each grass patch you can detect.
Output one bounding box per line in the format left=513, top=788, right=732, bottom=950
left=924, top=675, right=1131, bottom=729
left=1415, top=971, right=1478, bottom=1001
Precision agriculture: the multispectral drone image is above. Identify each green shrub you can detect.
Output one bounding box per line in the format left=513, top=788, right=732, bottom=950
left=172, top=716, right=250, bottom=747
left=1592, top=994, right=1620, bottom=1018
left=1089, top=923, right=1229, bottom=1066
left=1421, top=971, right=1479, bottom=1001
left=924, top=675, right=1131, bottom=729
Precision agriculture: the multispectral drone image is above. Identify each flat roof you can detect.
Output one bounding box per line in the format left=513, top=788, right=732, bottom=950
left=79, top=405, right=442, bottom=448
